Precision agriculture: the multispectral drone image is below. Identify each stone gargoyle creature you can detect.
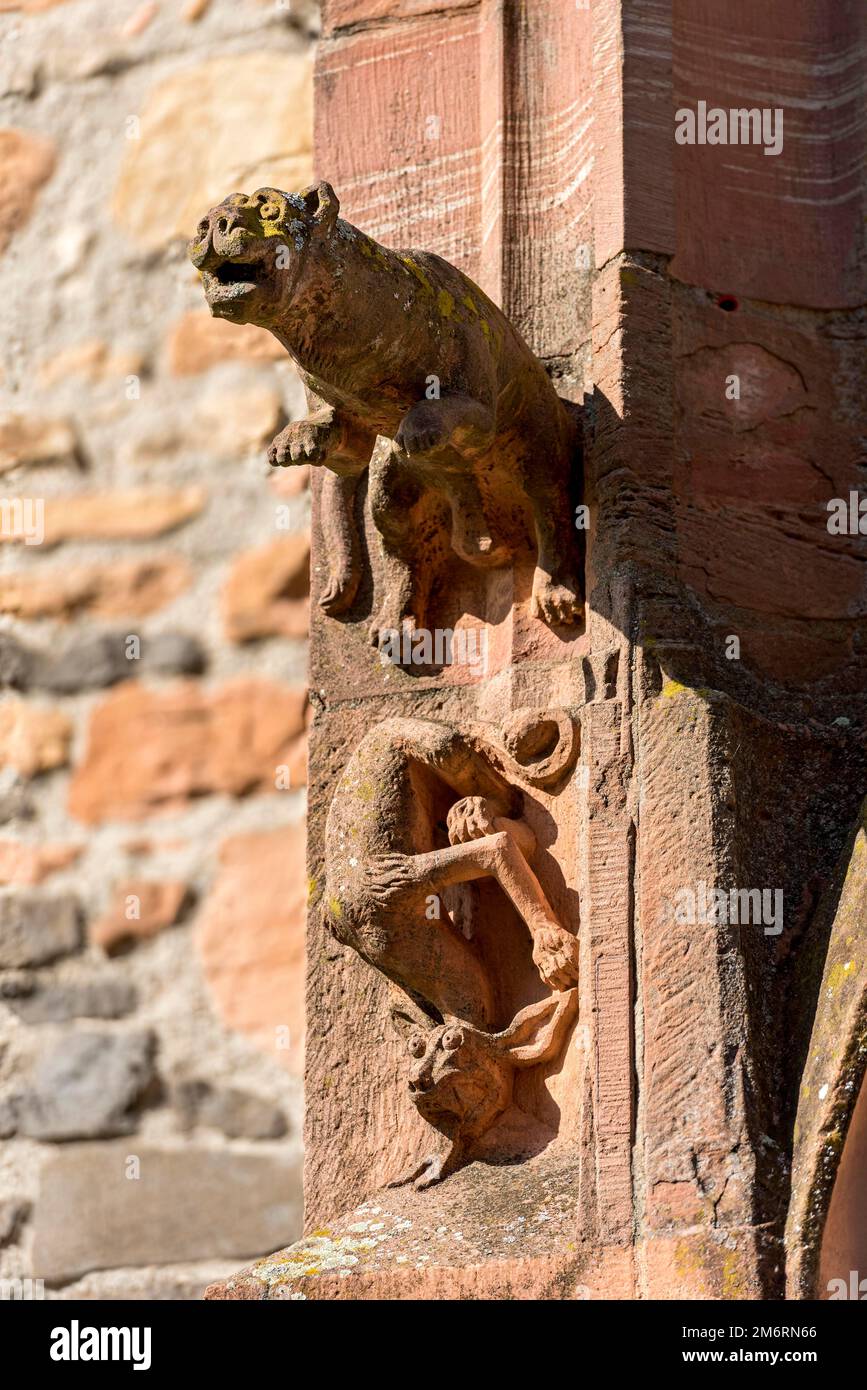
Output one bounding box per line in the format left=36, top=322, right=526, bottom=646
left=320, top=714, right=580, bottom=1186
left=187, top=182, right=583, bottom=639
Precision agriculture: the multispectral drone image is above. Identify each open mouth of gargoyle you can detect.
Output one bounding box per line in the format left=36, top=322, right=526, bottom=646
left=203, top=250, right=273, bottom=302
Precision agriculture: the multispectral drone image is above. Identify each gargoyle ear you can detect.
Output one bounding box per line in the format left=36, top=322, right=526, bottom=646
left=300, top=181, right=340, bottom=234
left=494, top=989, right=579, bottom=1067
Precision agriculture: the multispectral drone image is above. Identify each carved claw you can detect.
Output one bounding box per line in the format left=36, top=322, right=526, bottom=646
left=394, top=404, right=452, bottom=459
left=268, top=419, right=333, bottom=467
left=386, top=1152, right=447, bottom=1191
left=319, top=565, right=359, bottom=616
left=530, top=572, right=584, bottom=627
left=367, top=612, right=419, bottom=652
left=532, top=925, right=580, bottom=991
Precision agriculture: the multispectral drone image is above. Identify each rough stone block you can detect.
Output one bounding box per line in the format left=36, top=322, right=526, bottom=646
left=31, top=1143, right=302, bottom=1285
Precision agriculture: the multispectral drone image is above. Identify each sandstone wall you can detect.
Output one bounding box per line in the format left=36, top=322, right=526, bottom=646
left=0, top=0, right=318, bottom=1299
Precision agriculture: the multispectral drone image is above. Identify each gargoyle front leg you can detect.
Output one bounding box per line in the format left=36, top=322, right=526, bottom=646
left=268, top=405, right=373, bottom=469
left=411, top=821, right=580, bottom=991
left=270, top=396, right=374, bottom=616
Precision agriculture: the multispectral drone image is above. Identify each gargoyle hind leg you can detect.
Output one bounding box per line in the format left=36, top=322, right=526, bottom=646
left=519, top=436, right=584, bottom=627
left=410, top=831, right=580, bottom=991
left=395, top=395, right=509, bottom=569
left=368, top=444, right=440, bottom=645
left=319, top=469, right=364, bottom=615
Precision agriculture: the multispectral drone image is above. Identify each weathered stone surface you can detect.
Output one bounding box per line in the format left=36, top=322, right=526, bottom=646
left=166, top=311, right=284, bottom=375
left=0, top=784, right=35, bottom=826
left=31, top=1142, right=302, bottom=1284
left=69, top=679, right=307, bottom=823
left=0, top=127, right=55, bottom=255
left=0, top=488, right=206, bottom=547
left=0, top=633, right=34, bottom=688
left=196, top=825, right=306, bottom=1075
left=111, top=51, right=313, bottom=250
left=6, top=975, right=137, bottom=1023
left=0, top=1097, right=21, bottom=1139
left=36, top=339, right=144, bottom=389
left=0, top=697, right=72, bottom=776
left=0, top=413, right=79, bottom=473
left=90, top=880, right=189, bottom=954
left=0, top=891, right=81, bottom=967
left=221, top=535, right=310, bottom=643
left=0, top=840, right=81, bottom=885
left=17, top=1030, right=156, bottom=1141
left=172, top=1080, right=287, bottom=1140
left=0, top=557, right=191, bottom=620
left=0, top=1198, right=29, bottom=1248
left=193, top=386, right=283, bottom=458
left=35, top=631, right=206, bottom=693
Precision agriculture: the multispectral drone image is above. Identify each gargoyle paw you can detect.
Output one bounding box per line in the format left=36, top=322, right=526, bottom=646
left=530, top=573, right=584, bottom=627
left=268, top=420, right=332, bottom=468
left=532, top=925, right=580, bottom=990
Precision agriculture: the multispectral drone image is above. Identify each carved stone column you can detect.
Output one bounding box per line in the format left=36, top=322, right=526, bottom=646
left=203, top=0, right=866, bottom=1301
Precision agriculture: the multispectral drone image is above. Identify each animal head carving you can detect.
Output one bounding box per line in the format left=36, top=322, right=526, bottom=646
left=392, top=990, right=578, bottom=1146
left=187, top=181, right=339, bottom=325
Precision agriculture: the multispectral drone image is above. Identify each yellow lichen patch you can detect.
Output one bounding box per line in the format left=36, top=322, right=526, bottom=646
left=437, top=289, right=454, bottom=319
left=462, top=294, right=478, bottom=315
left=825, top=958, right=860, bottom=996
left=480, top=320, right=491, bottom=338
left=307, top=876, right=317, bottom=900
left=400, top=256, right=434, bottom=295
left=661, top=677, right=689, bottom=699
left=720, top=1249, right=747, bottom=1300
left=261, top=222, right=284, bottom=238
left=327, top=896, right=343, bottom=919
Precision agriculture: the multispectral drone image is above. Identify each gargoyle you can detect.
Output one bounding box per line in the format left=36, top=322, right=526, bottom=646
left=389, top=990, right=578, bottom=1189
left=320, top=712, right=580, bottom=1185
left=187, top=182, right=583, bottom=639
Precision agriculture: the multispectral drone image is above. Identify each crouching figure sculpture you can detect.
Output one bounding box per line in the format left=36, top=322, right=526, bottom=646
left=321, top=713, right=579, bottom=1187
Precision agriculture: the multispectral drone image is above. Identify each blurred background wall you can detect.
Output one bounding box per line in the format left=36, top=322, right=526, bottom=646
left=0, top=0, right=318, bottom=1299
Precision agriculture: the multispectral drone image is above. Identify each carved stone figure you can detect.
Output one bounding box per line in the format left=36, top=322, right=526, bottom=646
left=389, top=991, right=578, bottom=1188
left=187, top=182, right=583, bottom=638
left=319, top=712, right=580, bottom=1186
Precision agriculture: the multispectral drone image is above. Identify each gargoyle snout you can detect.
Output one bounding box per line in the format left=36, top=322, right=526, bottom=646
left=408, top=1061, right=435, bottom=1094
left=187, top=200, right=259, bottom=270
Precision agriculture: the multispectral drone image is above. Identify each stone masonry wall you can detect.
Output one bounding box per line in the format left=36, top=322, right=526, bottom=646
left=0, top=0, right=318, bottom=1299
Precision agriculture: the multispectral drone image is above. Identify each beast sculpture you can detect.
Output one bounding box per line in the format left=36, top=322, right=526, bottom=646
left=188, top=182, right=583, bottom=641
